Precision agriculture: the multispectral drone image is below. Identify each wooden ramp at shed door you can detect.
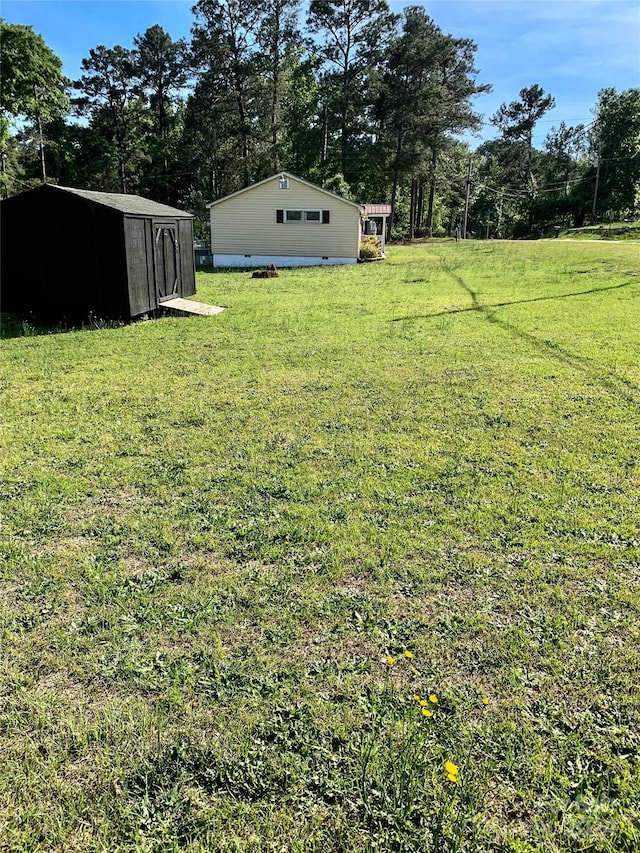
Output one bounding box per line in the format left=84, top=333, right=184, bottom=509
left=161, top=298, right=226, bottom=316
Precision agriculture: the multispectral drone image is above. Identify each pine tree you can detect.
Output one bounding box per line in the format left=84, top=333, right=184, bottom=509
left=133, top=25, right=189, bottom=203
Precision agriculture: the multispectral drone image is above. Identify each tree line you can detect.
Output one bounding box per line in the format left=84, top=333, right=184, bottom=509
left=1, top=3, right=638, bottom=239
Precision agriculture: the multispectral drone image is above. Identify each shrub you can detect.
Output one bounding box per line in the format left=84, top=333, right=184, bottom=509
left=360, top=236, right=382, bottom=259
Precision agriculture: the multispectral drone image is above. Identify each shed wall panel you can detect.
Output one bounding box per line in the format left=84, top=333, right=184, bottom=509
left=0, top=192, right=43, bottom=314
left=179, top=219, right=196, bottom=296
left=91, top=207, right=130, bottom=319
left=210, top=176, right=361, bottom=262
left=125, top=217, right=154, bottom=315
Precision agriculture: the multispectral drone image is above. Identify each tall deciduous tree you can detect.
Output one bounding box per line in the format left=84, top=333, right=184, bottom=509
left=0, top=20, right=69, bottom=183
left=467, top=140, right=523, bottom=238
left=280, top=53, right=324, bottom=176
left=545, top=122, right=587, bottom=189
left=591, top=87, right=640, bottom=215
left=539, top=122, right=588, bottom=226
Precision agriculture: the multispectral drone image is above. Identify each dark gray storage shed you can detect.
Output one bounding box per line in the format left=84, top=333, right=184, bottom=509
left=1, top=184, right=196, bottom=322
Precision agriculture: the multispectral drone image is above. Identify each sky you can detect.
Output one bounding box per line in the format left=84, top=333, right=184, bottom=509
left=2, top=0, right=639, bottom=150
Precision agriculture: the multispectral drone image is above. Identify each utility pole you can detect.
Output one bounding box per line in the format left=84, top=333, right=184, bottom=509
left=592, top=155, right=600, bottom=221
left=463, top=156, right=472, bottom=239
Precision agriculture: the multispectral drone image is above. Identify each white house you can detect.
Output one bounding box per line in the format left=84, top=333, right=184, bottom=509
left=206, top=172, right=366, bottom=268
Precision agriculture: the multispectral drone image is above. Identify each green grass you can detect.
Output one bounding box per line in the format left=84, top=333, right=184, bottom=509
left=1, top=241, right=639, bottom=851
left=561, top=222, right=640, bottom=241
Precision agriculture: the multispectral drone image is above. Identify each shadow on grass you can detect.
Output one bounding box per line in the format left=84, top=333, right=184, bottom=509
left=392, top=281, right=635, bottom=324
left=0, top=311, right=136, bottom=339
left=403, top=272, right=639, bottom=407
left=0, top=309, right=202, bottom=340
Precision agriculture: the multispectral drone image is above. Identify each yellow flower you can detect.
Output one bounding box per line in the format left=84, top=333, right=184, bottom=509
left=429, top=694, right=438, bottom=704
left=420, top=699, right=428, bottom=707
left=447, top=772, right=458, bottom=783
left=413, top=694, right=421, bottom=702
left=157, top=694, right=165, bottom=701
left=404, top=650, right=414, bottom=659
left=445, top=761, right=459, bottom=776
left=482, top=696, right=489, bottom=705
left=421, top=708, right=433, bottom=718
left=411, top=667, right=418, bottom=675
left=386, top=656, right=396, bottom=665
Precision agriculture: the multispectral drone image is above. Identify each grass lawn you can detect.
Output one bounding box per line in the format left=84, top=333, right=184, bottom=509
left=1, top=241, right=639, bottom=852
left=560, top=222, right=640, bottom=241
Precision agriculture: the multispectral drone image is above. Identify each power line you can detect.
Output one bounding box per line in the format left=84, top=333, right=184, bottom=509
left=472, top=170, right=598, bottom=201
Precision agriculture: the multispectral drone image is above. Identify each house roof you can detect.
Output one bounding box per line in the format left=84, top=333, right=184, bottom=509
left=365, top=204, right=392, bottom=216
left=206, top=172, right=365, bottom=212
left=47, top=185, right=193, bottom=218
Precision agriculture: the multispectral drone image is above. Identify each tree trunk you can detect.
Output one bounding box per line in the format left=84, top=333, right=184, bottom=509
left=321, top=104, right=328, bottom=164
left=340, top=60, right=350, bottom=178
left=426, top=149, right=438, bottom=237
left=34, top=87, right=47, bottom=184
left=116, top=122, right=127, bottom=193
left=341, top=106, right=348, bottom=178
left=236, top=84, right=250, bottom=186
left=526, top=130, right=535, bottom=232
left=497, top=191, right=504, bottom=236
left=210, top=126, right=218, bottom=199
left=409, top=177, right=417, bottom=239
left=270, top=11, right=281, bottom=173
left=36, top=114, right=47, bottom=184
left=390, top=130, right=403, bottom=238
left=159, top=81, right=170, bottom=202
left=119, top=155, right=126, bottom=194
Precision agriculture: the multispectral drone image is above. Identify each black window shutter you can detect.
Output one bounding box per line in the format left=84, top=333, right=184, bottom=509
left=276, top=209, right=284, bottom=223
left=322, top=210, right=330, bottom=224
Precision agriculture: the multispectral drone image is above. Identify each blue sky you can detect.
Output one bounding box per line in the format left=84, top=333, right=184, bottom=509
left=2, top=0, right=639, bottom=149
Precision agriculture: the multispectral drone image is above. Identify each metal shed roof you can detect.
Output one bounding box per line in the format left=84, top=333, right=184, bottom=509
left=52, top=185, right=193, bottom=218
left=364, top=204, right=392, bottom=216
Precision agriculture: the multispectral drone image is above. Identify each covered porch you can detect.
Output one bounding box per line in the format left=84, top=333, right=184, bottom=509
left=361, top=203, right=392, bottom=256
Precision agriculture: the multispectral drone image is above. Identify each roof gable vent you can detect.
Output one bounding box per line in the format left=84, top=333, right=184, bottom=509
left=279, top=176, right=290, bottom=189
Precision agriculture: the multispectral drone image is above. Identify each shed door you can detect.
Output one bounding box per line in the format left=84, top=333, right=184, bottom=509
left=153, top=221, right=180, bottom=301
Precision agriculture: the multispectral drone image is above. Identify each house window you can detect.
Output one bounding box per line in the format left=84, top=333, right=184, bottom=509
left=285, top=209, right=322, bottom=223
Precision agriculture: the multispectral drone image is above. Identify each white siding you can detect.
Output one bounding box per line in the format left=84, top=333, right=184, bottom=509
left=209, top=176, right=361, bottom=265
